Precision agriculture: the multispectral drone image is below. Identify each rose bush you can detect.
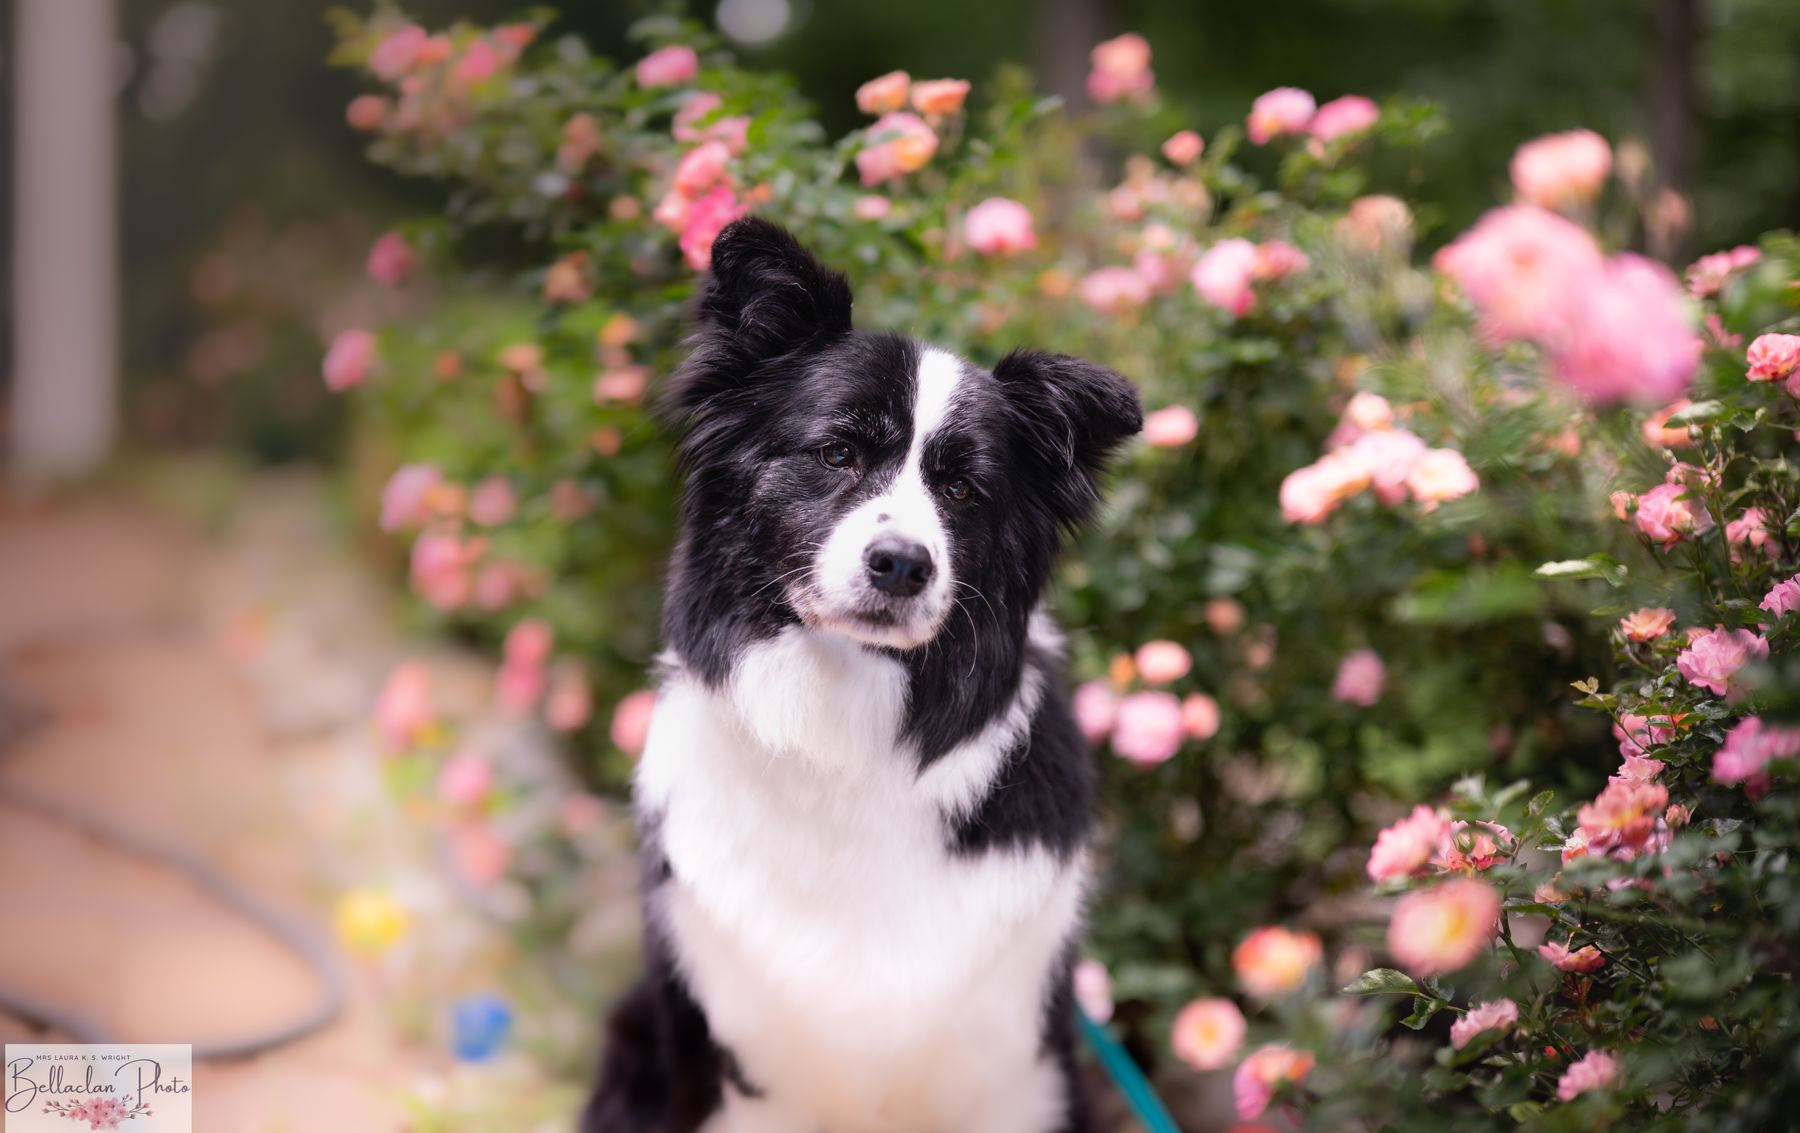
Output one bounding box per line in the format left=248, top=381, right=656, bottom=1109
left=326, top=9, right=1799, bottom=1127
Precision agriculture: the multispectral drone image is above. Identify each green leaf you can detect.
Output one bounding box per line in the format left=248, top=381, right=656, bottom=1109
left=1341, top=968, right=1420, bottom=996
left=1665, top=399, right=1724, bottom=426
left=1401, top=995, right=1444, bottom=1029
left=1534, top=558, right=1627, bottom=586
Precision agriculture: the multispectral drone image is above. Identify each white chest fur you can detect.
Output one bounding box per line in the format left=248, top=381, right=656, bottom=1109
left=634, top=627, right=1088, bottom=1133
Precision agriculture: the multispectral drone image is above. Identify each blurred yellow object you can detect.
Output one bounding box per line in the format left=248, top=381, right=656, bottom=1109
left=334, top=887, right=410, bottom=957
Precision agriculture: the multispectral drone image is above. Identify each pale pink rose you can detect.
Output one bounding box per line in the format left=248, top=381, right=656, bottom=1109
left=1435, top=820, right=1513, bottom=872
left=1308, top=95, right=1378, bottom=142
left=1547, top=253, right=1701, bottom=404
left=1406, top=448, right=1478, bottom=509
left=1072, top=959, right=1113, bottom=1023
left=410, top=533, right=482, bottom=610
left=1073, top=680, right=1118, bottom=742
left=1337, top=194, right=1412, bottom=253
left=1677, top=627, right=1768, bottom=696
left=1232, top=1044, right=1314, bottom=1120
left=379, top=464, right=443, bottom=532
left=1641, top=399, right=1694, bottom=448
left=1387, top=878, right=1500, bottom=976
left=323, top=329, right=377, bottom=391
left=1726, top=508, right=1776, bottom=561
left=679, top=185, right=749, bottom=271
left=473, top=561, right=522, bottom=611
left=366, top=232, right=415, bottom=286
left=1436, top=205, right=1603, bottom=345
left=852, top=195, right=892, bottom=221
left=1613, top=752, right=1666, bottom=783
left=1278, top=453, right=1359, bottom=524
left=855, top=70, right=910, bottom=115
left=672, top=93, right=749, bottom=153
left=450, top=822, right=511, bottom=886
left=1112, top=691, right=1184, bottom=766
left=611, top=689, right=658, bottom=757
left=635, top=44, right=698, bottom=88
left=856, top=112, right=938, bottom=186
left=1344, top=391, right=1394, bottom=432
left=545, top=662, right=593, bottom=732
left=1450, top=998, right=1518, bottom=1050
left=594, top=366, right=650, bottom=404
left=1576, top=778, right=1670, bottom=857
left=1556, top=1050, right=1623, bottom=1102
left=1713, top=716, right=1800, bottom=785
left=437, top=752, right=493, bottom=807
left=1192, top=238, right=1258, bottom=315
left=910, top=78, right=970, bottom=116
left=1351, top=428, right=1428, bottom=504
left=468, top=476, right=517, bottom=527
left=1205, top=598, right=1246, bottom=635
left=1633, top=481, right=1712, bottom=547
left=1087, top=33, right=1154, bottom=104
left=496, top=659, right=545, bottom=715
left=1366, top=805, right=1448, bottom=882
left=369, top=25, right=428, bottom=80
left=503, top=618, right=554, bottom=668
left=1171, top=998, right=1245, bottom=1070
left=374, top=661, right=435, bottom=750
left=1685, top=245, right=1761, bottom=298
left=1232, top=925, right=1322, bottom=999
left=652, top=188, right=692, bottom=232
left=1247, top=87, right=1316, bottom=144
left=1763, top=573, right=1800, bottom=618
left=1078, top=266, right=1151, bottom=314
left=1665, top=802, right=1690, bottom=828
left=673, top=139, right=733, bottom=197
left=1134, top=640, right=1192, bottom=685
left=1162, top=129, right=1204, bottom=166
left=452, top=38, right=502, bottom=86
left=1511, top=129, right=1612, bottom=210
left=1251, top=240, right=1309, bottom=282
left=962, top=198, right=1037, bottom=256
left=1747, top=333, right=1800, bottom=383
left=1181, top=693, right=1221, bottom=741
left=1332, top=648, right=1385, bottom=707
left=1614, top=712, right=1674, bottom=759
left=346, top=94, right=389, bottom=131
left=1143, top=405, right=1199, bottom=447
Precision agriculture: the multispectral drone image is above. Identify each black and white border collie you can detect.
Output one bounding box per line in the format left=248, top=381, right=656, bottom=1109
left=582, top=218, right=1142, bottom=1133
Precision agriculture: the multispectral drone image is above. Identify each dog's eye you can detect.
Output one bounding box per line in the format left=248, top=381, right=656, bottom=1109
left=943, top=478, right=973, bottom=502
left=819, top=442, right=857, bottom=470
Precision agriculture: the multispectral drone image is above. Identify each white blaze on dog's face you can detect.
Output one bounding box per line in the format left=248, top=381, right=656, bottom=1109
left=808, top=348, right=965, bottom=648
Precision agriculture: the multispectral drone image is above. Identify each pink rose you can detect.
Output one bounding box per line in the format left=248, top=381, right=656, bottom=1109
left=1072, top=959, right=1113, bottom=1023
left=503, top=618, right=553, bottom=668
left=468, top=476, right=517, bottom=527
left=1161, top=129, right=1204, bottom=166
left=1171, top=998, right=1245, bottom=1070
left=1332, top=648, right=1385, bottom=706
left=1685, top=244, right=1760, bottom=298
left=673, top=139, right=734, bottom=197
left=1762, top=573, right=1800, bottom=618
left=1366, top=804, right=1448, bottom=882
left=1142, top=405, right=1199, bottom=447
left=1538, top=939, right=1605, bottom=973
left=1434, top=820, right=1513, bottom=872
left=1344, top=391, right=1395, bottom=432
left=594, top=366, right=650, bottom=405
left=1336, top=194, right=1412, bottom=252
left=1111, top=691, right=1184, bottom=766
left=910, top=78, right=970, bottom=116
left=437, top=752, right=494, bottom=807
left=1251, top=239, right=1309, bottom=281
left=1576, top=778, right=1669, bottom=857
left=1746, top=333, right=1800, bottom=383
left=366, top=232, right=415, bottom=286
left=1308, top=94, right=1378, bottom=142
left=1435, top=205, right=1603, bottom=345
left=369, top=25, right=428, bottom=80
left=323, top=329, right=377, bottom=391
left=962, top=198, right=1037, bottom=256
left=855, top=70, right=910, bottom=115
left=679, top=186, right=749, bottom=271
left=545, top=662, right=593, bottom=732
left=1087, top=33, right=1153, bottom=104
left=1134, top=640, right=1192, bottom=684
left=379, top=464, right=442, bottom=532
left=450, top=822, right=511, bottom=886
left=1180, top=693, right=1221, bottom=741
left=1547, top=253, right=1700, bottom=404
left=1450, top=998, right=1518, bottom=1050
left=1077, top=266, right=1151, bottom=314
left=1619, top=607, right=1676, bottom=641
left=1233, top=926, right=1322, bottom=999
left=1247, top=87, right=1316, bottom=144
left=1387, top=878, right=1500, bottom=977
left=1072, top=680, right=1118, bottom=742
left=855, top=112, right=938, bottom=186
left=452, top=38, right=502, bottom=86
left=1191, top=238, right=1258, bottom=315
left=611, top=689, right=658, bottom=758
left=852, top=195, right=892, bottom=221
left=1556, top=1050, right=1623, bottom=1102
left=374, top=661, right=435, bottom=750
left=496, top=659, right=545, bottom=715
left=1633, top=481, right=1712, bottom=546
left=635, top=44, right=698, bottom=88
left=1406, top=448, right=1478, bottom=509
left=410, top=533, right=482, bottom=610
left=1510, top=129, right=1612, bottom=211
left=1232, top=1044, right=1314, bottom=1120
left=1726, top=507, right=1776, bottom=561
left=1677, top=626, right=1768, bottom=696
left=346, top=95, right=389, bottom=131
left=1713, top=716, right=1800, bottom=786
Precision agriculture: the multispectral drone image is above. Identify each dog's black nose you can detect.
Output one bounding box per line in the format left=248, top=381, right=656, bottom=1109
left=865, top=538, right=933, bottom=597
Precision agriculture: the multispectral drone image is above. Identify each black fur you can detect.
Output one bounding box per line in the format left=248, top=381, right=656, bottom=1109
left=584, top=218, right=1140, bottom=1132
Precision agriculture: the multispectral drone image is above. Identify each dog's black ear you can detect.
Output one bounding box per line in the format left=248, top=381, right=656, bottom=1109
left=993, top=349, right=1144, bottom=530
left=673, top=218, right=853, bottom=417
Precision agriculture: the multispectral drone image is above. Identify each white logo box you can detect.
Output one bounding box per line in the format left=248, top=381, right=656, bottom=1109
left=4, top=1045, right=193, bottom=1131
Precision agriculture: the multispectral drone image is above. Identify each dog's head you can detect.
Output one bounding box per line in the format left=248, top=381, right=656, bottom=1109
left=671, top=218, right=1142, bottom=652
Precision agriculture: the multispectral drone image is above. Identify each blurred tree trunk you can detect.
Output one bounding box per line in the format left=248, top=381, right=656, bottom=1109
left=1036, top=0, right=1106, bottom=107
left=1647, top=0, right=1696, bottom=261
left=10, top=0, right=119, bottom=488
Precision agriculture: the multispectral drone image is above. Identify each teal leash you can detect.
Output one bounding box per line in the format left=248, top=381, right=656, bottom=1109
left=1076, top=1007, right=1183, bottom=1133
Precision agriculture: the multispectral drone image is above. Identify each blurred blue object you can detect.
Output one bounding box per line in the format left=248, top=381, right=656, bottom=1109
left=450, top=993, right=514, bottom=1062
